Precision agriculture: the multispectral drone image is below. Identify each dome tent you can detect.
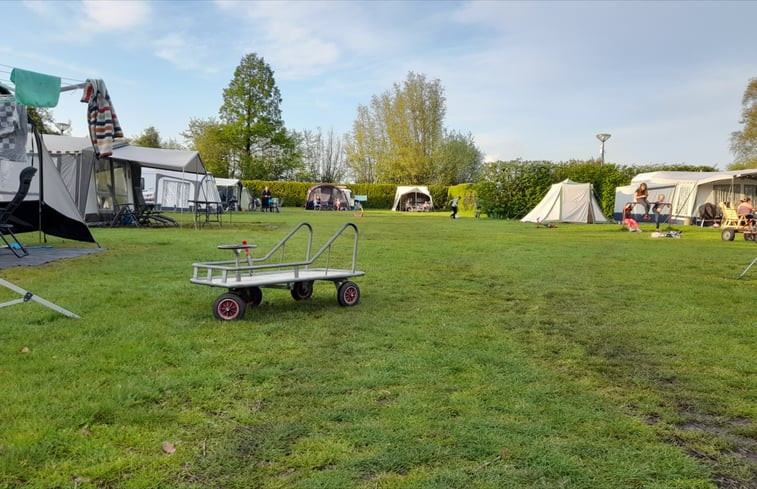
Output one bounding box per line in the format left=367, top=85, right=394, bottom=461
left=521, top=179, right=607, bottom=224
left=305, top=184, right=353, bottom=210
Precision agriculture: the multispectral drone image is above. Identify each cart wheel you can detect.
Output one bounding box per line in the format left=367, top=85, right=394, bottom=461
left=234, top=287, right=262, bottom=306
left=291, top=281, right=314, bottom=301
left=745, top=233, right=755, bottom=242
left=337, top=281, right=360, bottom=307
left=721, top=228, right=736, bottom=241
left=213, top=293, right=246, bottom=320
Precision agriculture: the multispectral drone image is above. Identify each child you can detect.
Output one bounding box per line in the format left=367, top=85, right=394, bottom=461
left=623, top=203, right=642, bottom=232
left=652, top=194, right=667, bottom=229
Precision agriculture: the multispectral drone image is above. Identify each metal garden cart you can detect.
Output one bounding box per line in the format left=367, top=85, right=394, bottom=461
left=190, top=222, right=364, bottom=320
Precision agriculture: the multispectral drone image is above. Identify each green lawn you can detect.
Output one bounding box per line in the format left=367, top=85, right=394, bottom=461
left=1, top=209, right=755, bottom=488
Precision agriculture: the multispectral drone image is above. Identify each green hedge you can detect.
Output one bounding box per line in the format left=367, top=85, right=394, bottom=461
left=242, top=181, right=418, bottom=210
left=241, top=161, right=715, bottom=218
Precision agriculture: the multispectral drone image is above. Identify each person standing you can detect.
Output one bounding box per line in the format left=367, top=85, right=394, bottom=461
left=262, top=186, right=271, bottom=212
left=652, top=194, right=667, bottom=230
left=450, top=196, right=460, bottom=219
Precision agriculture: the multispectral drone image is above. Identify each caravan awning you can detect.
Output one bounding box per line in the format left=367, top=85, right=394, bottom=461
left=108, top=144, right=206, bottom=173
left=43, top=135, right=207, bottom=174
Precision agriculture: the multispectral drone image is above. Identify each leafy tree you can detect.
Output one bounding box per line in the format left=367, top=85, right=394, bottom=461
left=431, top=130, right=483, bottom=185
left=220, top=53, right=300, bottom=180
left=345, top=105, right=383, bottom=183
left=162, top=138, right=186, bottom=150
left=182, top=117, right=234, bottom=177
left=729, top=77, right=757, bottom=169
left=131, top=126, right=162, bottom=148
left=346, top=71, right=447, bottom=184
left=26, top=107, right=55, bottom=133
left=295, top=128, right=347, bottom=183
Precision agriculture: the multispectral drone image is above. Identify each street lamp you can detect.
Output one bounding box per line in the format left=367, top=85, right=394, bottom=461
left=596, top=133, right=611, bottom=166
left=55, top=122, right=71, bottom=135
left=595, top=133, right=611, bottom=206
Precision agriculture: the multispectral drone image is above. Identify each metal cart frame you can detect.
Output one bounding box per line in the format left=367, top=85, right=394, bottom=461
left=190, top=222, right=364, bottom=320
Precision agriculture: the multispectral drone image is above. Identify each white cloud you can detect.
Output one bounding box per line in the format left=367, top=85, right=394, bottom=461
left=80, top=0, right=152, bottom=31
left=152, top=33, right=220, bottom=75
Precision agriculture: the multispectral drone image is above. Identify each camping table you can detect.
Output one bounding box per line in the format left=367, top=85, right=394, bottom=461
left=189, top=200, right=222, bottom=228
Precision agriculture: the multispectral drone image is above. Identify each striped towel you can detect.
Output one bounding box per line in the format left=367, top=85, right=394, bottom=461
left=80, top=79, right=124, bottom=157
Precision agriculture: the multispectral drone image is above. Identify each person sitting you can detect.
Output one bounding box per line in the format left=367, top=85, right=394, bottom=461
left=634, top=183, right=651, bottom=220
left=737, top=197, right=754, bottom=225
left=623, top=203, right=642, bottom=232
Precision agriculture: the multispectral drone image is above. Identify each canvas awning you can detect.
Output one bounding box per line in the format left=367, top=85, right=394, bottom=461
left=105, top=143, right=205, bottom=173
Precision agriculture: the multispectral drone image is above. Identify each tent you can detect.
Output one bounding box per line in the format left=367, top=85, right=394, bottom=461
left=521, top=179, right=608, bottom=223
left=305, top=184, right=352, bottom=210
left=0, top=126, right=96, bottom=243
left=42, top=135, right=214, bottom=223
left=215, top=178, right=252, bottom=210
left=392, top=185, right=433, bottom=211
left=612, top=170, right=757, bottom=224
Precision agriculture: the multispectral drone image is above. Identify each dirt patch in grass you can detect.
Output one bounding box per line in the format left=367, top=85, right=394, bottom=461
left=511, top=326, right=757, bottom=488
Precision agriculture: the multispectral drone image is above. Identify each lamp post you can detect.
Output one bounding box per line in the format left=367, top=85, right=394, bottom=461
left=595, top=133, right=611, bottom=209
left=596, top=133, right=611, bottom=166
left=54, top=122, right=71, bottom=135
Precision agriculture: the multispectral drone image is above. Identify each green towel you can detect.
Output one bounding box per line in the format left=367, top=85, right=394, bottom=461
left=11, top=68, right=61, bottom=107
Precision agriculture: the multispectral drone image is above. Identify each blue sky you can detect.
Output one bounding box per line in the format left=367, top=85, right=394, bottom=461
left=1, top=0, right=755, bottom=169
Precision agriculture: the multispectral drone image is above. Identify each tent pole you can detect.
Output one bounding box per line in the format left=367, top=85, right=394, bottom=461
left=31, top=122, right=47, bottom=243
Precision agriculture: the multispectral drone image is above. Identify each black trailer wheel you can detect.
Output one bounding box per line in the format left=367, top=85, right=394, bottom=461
left=234, top=287, right=262, bottom=306
left=337, top=281, right=360, bottom=307
left=291, top=281, right=314, bottom=301
left=721, top=228, right=736, bottom=241
left=213, top=293, right=246, bottom=320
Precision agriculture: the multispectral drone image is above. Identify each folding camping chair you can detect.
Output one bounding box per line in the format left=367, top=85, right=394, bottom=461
left=0, top=166, right=37, bottom=257
left=133, top=191, right=178, bottom=227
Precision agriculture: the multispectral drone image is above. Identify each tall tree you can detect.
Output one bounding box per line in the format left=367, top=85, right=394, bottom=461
left=345, top=104, right=383, bottom=183
left=431, top=130, right=483, bottom=185
left=296, top=128, right=347, bottom=183
left=346, top=71, right=445, bottom=184
left=729, top=77, right=757, bottom=170
left=220, top=53, right=299, bottom=180
left=131, top=126, right=162, bottom=148
left=182, top=117, right=233, bottom=177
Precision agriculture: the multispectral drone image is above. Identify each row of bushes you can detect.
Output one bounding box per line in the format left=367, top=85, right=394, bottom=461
left=241, top=160, right=716, bottom=218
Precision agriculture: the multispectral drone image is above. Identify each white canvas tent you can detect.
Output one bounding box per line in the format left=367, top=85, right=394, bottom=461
left=392, top=185, right=433, bottom=211
left=215, top=177, right=252, bottom=210
left=0, top=128, right=96, bottom=243
left=42, top=135, right=214, bottom=223
left=521, top=179, right=608, bottom=224
left=612, top=170, right=757, bottom=224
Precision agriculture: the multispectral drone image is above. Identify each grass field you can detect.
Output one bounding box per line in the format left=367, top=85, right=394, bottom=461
left=1, top=208, right=755, bottom=488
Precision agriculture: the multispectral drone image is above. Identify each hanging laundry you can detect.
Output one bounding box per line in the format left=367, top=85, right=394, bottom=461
left=10, top=68, right=61, bottom=107
left=80, top=79, right=123, bottom=158
left=0, top=96, right=28, bottom=162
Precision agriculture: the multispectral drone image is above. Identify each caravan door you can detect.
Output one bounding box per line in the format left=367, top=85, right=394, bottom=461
left=162, top=180, right=190, bottom=210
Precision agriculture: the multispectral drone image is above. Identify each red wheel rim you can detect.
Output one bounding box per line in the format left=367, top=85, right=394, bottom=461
left=343, top=285, right=358, bottom=304
left=217, top=298, right=240, bottom=319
